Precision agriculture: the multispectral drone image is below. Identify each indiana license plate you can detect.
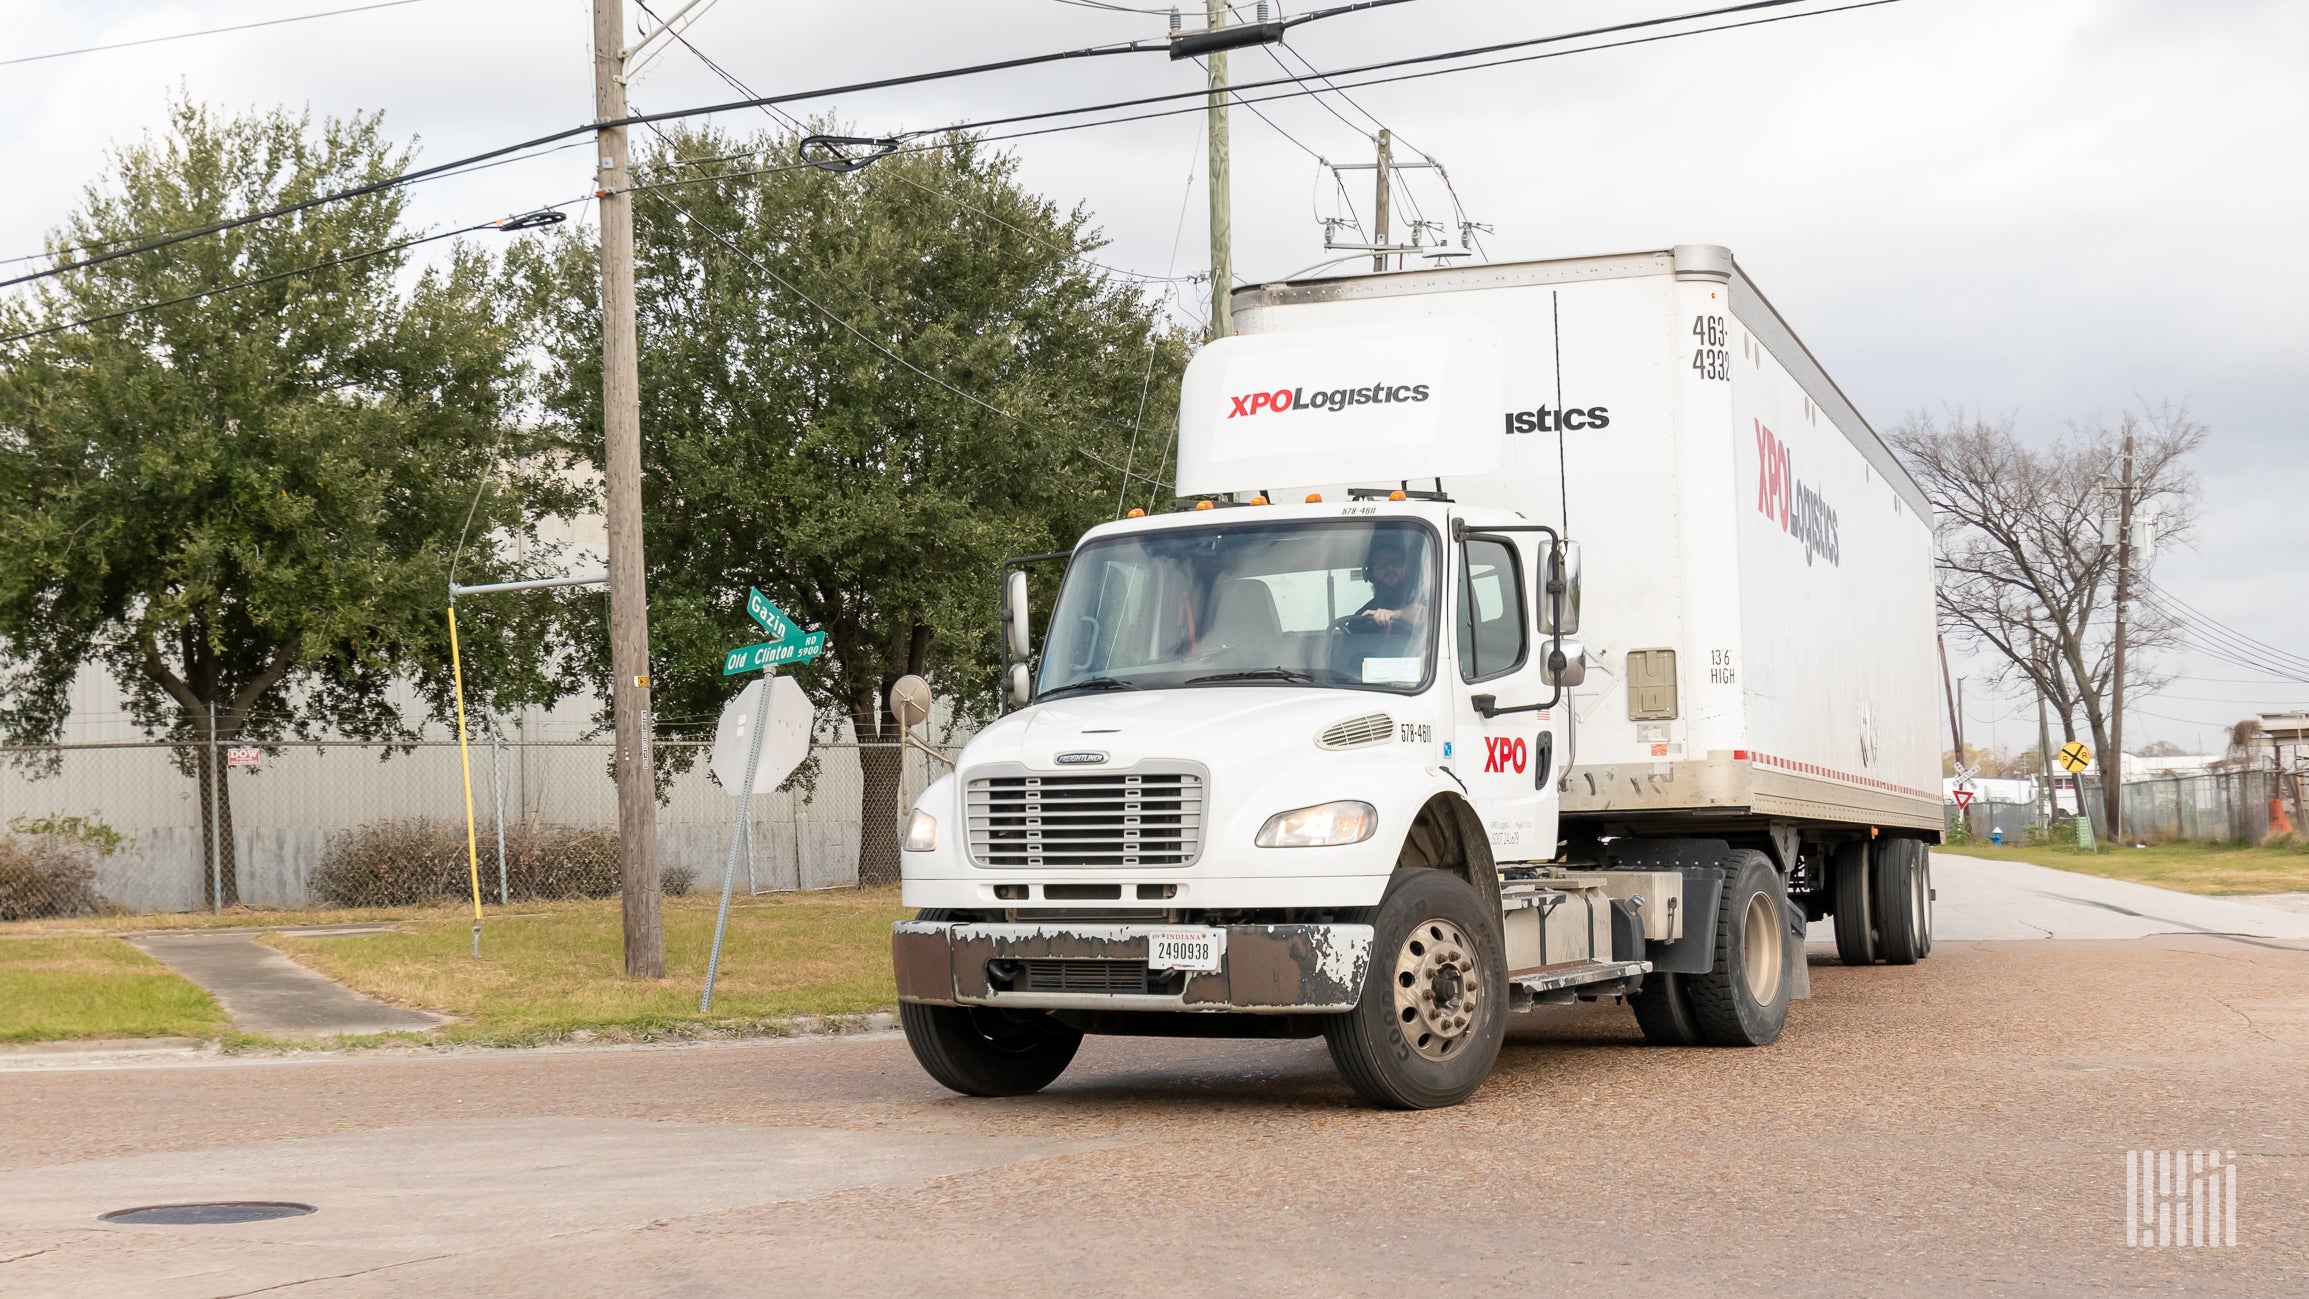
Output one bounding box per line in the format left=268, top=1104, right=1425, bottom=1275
left=1145, top=928, right=1225, bottom=972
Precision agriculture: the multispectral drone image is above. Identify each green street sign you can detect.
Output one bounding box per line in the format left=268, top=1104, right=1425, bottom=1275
left=722, top=629, right=824, bottom=676
left=746, top=588, right=795, bottom=642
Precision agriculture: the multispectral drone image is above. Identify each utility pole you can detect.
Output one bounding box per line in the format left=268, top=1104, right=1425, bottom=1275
left=593, top=0, right=664, bottom=978
left=2032, top=614, right=2057, bottom=825
left=1370, top=128, right=1393, bottom=272
left=1937, top=632, right=1964, bottom=771
left=1204, top=0, right=1231, bottom=340
left=2104, top=428, right=2136, bottom=844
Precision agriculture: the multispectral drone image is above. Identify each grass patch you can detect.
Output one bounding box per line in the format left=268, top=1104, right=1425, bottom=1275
left=1, top=902, right=484, bottom=938
left=1947, top=839, right=2309, bottom=895
left=0, top=936, right=227, bottom=1043
left=266, top=888, right=910, bottom=1046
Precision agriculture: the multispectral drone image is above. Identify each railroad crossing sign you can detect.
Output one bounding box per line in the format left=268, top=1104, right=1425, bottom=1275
left=1951, top=788, right=1975, bottom=811
left=2057, top=740, right=2094, bottom=774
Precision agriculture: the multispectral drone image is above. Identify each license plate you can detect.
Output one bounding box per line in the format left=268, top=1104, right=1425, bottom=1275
left=1145, top=928, right=1225, bottom=972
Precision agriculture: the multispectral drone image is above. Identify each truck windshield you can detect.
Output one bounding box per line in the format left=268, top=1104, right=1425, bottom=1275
left=1038, top=519, right=1437, bottom=697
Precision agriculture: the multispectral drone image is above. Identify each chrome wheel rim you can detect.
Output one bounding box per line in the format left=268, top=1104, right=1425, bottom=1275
left=1741, top=890, right=1783, bottom=1002
left=1391, top=919, right=1482, bottom=1061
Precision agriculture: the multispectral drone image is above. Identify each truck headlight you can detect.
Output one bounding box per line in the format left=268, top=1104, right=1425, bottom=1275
left=903, top=809, right=938, bottom=852
left=1255, top=800, right=1377, bottom=848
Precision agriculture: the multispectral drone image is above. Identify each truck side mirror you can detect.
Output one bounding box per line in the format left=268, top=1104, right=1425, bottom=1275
left=1542, top=635, right=1587, bottom=688
left=1540, top=540, right=1581, bottom=635
left=1003, top=570, right=1032, bottom=660
left=1005, top=662, right=1033, bottom=708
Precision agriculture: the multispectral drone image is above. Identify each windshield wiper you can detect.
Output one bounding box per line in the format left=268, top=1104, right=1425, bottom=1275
left=1183, top=668, right=1318, bottom=685
left=1039, top=676, right=1144, bottom=699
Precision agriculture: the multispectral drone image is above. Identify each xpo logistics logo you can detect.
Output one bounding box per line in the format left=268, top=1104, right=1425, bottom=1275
left=1754, top=418, right=1841, bottom=568
left=1226, top=381, right=1432, bottom=418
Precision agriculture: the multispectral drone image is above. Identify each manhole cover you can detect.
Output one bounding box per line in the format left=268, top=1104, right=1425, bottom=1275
left=100, top=1201, right=317, bottom=1225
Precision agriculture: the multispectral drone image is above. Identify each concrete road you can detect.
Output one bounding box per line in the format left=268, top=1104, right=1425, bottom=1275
left=3, top=857, right=2305, bottom=1297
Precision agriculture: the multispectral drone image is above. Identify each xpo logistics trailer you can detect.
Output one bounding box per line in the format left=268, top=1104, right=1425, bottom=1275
left=892, top=245, right=1941, bottom=1109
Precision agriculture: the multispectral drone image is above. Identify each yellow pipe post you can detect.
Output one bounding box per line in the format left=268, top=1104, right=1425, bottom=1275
left=447, top=605, right=485, bottom=956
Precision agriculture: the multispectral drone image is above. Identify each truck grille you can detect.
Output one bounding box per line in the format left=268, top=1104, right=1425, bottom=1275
left=1021, top=959, right=1150, bottom=993
left=965, top=765, right=1204, bottom=868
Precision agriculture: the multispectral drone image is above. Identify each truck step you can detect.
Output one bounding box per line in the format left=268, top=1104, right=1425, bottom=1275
left=1509, top=959, right=1650, bottom=994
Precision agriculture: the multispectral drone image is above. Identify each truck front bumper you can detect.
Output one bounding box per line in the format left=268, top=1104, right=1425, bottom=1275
left=892, top=920, right=1375, bottom=1014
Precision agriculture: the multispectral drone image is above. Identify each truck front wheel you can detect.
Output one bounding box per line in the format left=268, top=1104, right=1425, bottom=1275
left=1322, top=867, right=1508, bottom=1110
left=900, top=1002, right=1083, bottom=1097
left=899, top=909, right=1083, bottom=1097
left=1681, top=850, right=1793, bottom=1047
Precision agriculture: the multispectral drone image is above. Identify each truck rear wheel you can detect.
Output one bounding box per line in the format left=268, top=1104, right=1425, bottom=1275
left=1873, top=838, right=1930, bottom=965
left=1831, top=841, right=1877, bottom=966
left=899, top=909, right=1083, bottom=1097
left=1323, top=868, right=1508, bottom=1110
left=1682, top=850, right=1792, bottom=1047
left=1628, top=972, right=1703, bottom=1046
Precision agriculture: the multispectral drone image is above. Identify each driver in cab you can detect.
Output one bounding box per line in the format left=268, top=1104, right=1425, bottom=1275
left=1351, top=533, right=1427, bottom=634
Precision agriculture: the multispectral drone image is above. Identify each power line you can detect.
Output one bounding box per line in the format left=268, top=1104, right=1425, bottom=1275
left=0, top=0, right=1876, bottom=294
left=0, top=0, right=430, bottom=68
left=0, top=199, right=588, bottom=348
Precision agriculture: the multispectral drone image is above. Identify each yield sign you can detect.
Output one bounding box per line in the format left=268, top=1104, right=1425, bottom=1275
left=1951, top=788, right=1976, bottom=811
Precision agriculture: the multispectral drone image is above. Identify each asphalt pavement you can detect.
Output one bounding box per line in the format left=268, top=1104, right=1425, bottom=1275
left=2, top=853, right=2302, bottom=1297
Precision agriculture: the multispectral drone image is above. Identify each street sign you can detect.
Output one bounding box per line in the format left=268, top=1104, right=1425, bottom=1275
left=2057, top=740, right=2093, bottom=774
left=745, top=588, right=795, bottom=642
left=721, top=630, right=825, bottom=676
left=1951, top=788, right=1975, bottom=811
left=711, top=676, right=813, bottom=794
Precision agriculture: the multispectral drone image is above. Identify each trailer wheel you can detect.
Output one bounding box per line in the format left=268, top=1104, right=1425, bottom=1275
left=1682, top=850, right=1792, bottom=1047
left=1322, top=868, right=1507, bottom=1110
left=1830, top=841, right=1876, bottom=966
left=899, top=910, right=1082, bottom=1097
left=1628, top=972, right=1703, bottom=1046
left=1873, top=838, right=1929, bottom=965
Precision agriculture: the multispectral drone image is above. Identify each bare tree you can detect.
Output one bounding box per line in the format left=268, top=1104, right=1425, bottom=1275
left=1890, top=406, right=2203, bottom=824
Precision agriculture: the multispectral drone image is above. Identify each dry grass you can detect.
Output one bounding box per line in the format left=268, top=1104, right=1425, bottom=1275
left=1947, top=839, right=2309, bottom=895
left=0, top=936, right=227, bottom=1042
left=2, top=902, right=485, bottom=938
left=265, top=888, right=910, bottom=1045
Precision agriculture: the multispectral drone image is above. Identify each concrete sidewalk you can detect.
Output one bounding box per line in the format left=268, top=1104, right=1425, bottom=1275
left=127, top=929, right=444, bottom=1038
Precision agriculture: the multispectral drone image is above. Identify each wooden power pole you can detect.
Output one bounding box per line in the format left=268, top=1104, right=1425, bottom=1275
left=592, top=0, right=664, bottom=978
left=1371, top=128, right=1392, bottom=272
left=2104, top=428, right=2136, bottom=844
left=1204, top=0, right=1231, bottom=340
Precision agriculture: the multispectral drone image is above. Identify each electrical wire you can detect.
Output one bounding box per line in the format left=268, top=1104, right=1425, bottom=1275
left=0, top=0, right=1880, bottom=295
left=0, top=198, right=591, bottom=349
left=0, top=0, right=429, bottom=68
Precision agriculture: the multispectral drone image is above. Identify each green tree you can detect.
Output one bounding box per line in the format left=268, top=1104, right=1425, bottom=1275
left=0, top=100, right=580, bottom=906
left=518, top=125, right=1189, bottom=884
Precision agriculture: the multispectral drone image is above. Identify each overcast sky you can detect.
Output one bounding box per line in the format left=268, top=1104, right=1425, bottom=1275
left=7, top=0, right=2304, bottom=754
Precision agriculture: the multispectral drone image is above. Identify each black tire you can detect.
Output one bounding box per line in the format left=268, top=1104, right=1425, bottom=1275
left=1682, top=850, right=1793, bottom=1047
left=1874, top=838, right=1929, bottom=965
left=1629, top=971, right=1704, bottom=1045
left=1323, top=868, right=1508, bottom=1110
left=1919, top=847, right=1934, bottom=958
left=899, top=909, right=1083, bottom=1097
left=1831, top=841, right=1877, bottom=966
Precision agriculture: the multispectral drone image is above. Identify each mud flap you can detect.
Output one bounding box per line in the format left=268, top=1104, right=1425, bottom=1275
left=1642, top=868, right=1724, bottom=975
left=1786, top=897, right=1812, bottom=1000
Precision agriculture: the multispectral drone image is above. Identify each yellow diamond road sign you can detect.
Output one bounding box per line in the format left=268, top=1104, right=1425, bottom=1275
left=2057, top=740, right=2093, bottom=774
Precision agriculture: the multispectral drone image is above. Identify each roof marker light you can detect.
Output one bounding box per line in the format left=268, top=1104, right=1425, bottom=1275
left=1193, top=500, right=1215, bottom=511
left=1306, top=493, right=1322, bottom=503
left=1126, top=508, right=1145, bottom=518
left=1387, top=490, right=1408, bottom=501
left=1249, top=495, right=1268, bottom=505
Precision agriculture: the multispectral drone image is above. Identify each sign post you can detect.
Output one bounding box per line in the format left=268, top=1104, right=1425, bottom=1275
left=702, top=590, right=825, bottom=1012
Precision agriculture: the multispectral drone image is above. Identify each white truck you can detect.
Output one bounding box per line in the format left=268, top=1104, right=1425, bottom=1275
left=892, top=245, right=1941, bottom=1109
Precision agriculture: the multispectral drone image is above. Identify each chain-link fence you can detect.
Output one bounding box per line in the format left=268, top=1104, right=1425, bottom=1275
left=0, top=736, right=950, bottom=919
left=1943, top=770, right=2307, bottom=846
left=2076, top=769, right=2303, bottom=845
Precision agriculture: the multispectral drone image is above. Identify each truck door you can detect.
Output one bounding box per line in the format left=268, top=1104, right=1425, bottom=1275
left=1452, top=533, right=1553, bottom=860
